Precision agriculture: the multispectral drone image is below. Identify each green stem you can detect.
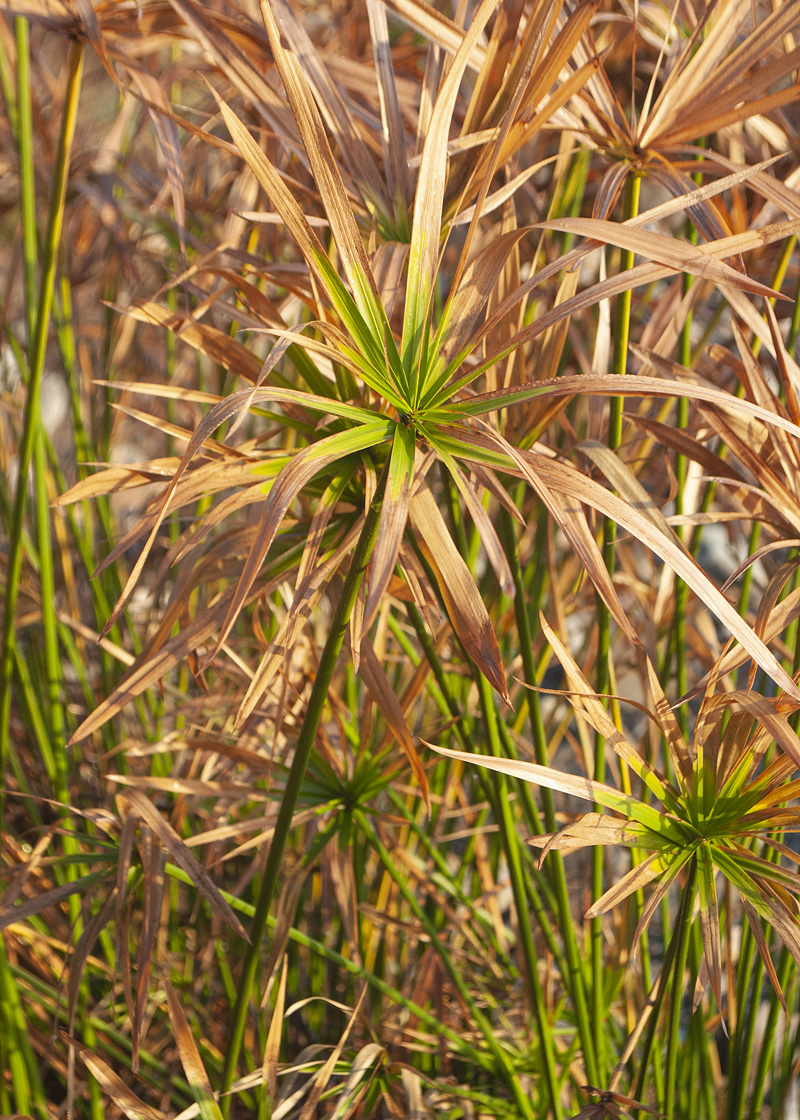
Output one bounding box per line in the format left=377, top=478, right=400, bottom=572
left=0, top=36, right=85, bottom=820
left=476, top=674, right=564, bottom=1120
left=354, top=809, right=540, bottom=1120
left=746, top=947, right=793, bottom=1120
left=594, top=171, right=642, bottom=1084
left=218, top=463, right=389, bottom=1109
left=499, top=505, right=599, bottom=1087
left=664, top=858, right=698, bottom=1119
left=633, top=856, right=696, bottom=1109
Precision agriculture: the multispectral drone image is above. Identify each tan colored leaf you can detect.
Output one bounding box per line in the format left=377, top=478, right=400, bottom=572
left=117, top=790, right=249, bottom=942
left=401, top=0, right=498, bottom=376
left=367, top=0, right=410, bottom=214
left=538, top=217, right=787, bottom=301
left=359, top=639, right=430, bottom=809
left=450, top=432, right=800, bottom=704
left=259, top=0, right=387, bottom=339
left=364, top=423, right=414, bottom=631
left=431, top=228, right=531, bottom=380
left=62, top=1033, right=166, bottom=1120
left=585, top=850, right=666, bottom=919
left=539, top=614, right=674, bottom=806
left=162, top=976, right=222, bottom=1117
left=409, top=485, right=508, bottom=703
left=466, top=418, right=639, bottom=647
left=527, top=813, right=643, bottom=855
left=297, top=990, right=367, bottom=1120
left=741, top=900, right=789, bottom=1018
left=214, top=420, right=391, bottom=657
left=263, top=956, right=289, bottom=1102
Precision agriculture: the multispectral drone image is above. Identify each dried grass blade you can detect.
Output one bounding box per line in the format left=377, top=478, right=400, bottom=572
left=235, top=521, right=364, bottom=730
left=382, top=0, right=472, bottom=62
left=215, top=419, right=392, bottom=656
left=428, top=228, right=530, bottom=388
left=367, top=0, right=410, bottom=214
left=117, top=790, right=249, bottom=941
left=656, top=86, right=800, bottom=149
left=539, top=217, right=785, bottom=300
left=129, top=69, right=187, bottom=266
left=426, top=434, right=513, bottom=596
left=70, top=584, right=238, bottom=743
left=263, top=956, right=289, bottom=1102
left=297, top=990, right=367, bottom=1120
left=427, top=744, right=669, bottom=832
left=401, top=0, right=498, bottom=390
left=168, top=0, right=294, bottom=134
left=259, top=0, right=392, bottom=348
left=463, top=420, right=639, bottom=646
left=741, top=900, right=789, bottom=1018
left=163, top=975, right=224, bottom=1120
left=0, top=871, right=107, bottom=931
left=134, top=830, right=165, bottom=1070
left=329, top=1043, right=386, bottom=1119
left=631, top=849, right=694, bottom=951
left=696, top=848, right=724, bottom=1025
left=213, top=93, right=395, bottom=395
left=115, top=300, right=263, bottom=383
left=409, top=485, right=508, bottom=703
left=62, top=1033, right=166, bottom=1120
left=359, top=638, right=430, bottom=808
left=364, top=423, right=414, bottom=631
left=585, top=850, right=666, bottom=919
left=644, top=657, right=693, bottom=788
left=527, top=813, right=644, bottom=855
left=461, top=370, right=800, bottom=441
left=539, top=614, right=675, bottom=807
left=446, top=430, right=800, bottom=703
left=271, top=0, right=387, bottom=208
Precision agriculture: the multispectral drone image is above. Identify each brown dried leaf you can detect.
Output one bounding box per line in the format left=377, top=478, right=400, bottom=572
left=409, top=485, right=508, bottom=703
left=62, top=1033, right=166, bottom=1120
left=359, top=639, right=430, bottom=809
left=116, top=790, right=249, bottom=942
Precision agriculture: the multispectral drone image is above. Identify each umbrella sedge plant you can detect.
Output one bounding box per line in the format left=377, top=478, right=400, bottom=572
left=56, top=0, right=800, bottom=1109
left=5, top=0, right=800, bottom=1116
left=431, top=615, right=800, bottom=1120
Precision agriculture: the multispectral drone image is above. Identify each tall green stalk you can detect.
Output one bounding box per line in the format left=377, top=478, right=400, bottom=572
left=0, top=34, right=85, bottom=813
left=593, top=170, right=641, bottom=1084
left=354, top=809, right=542, bottom=1120
left=664, top=859, right=698, bottom=1119
left=218, top=462, right=389, bottom=1110
left=475, top=674, right=564, bottom=1120
left=0, top=32, right=84, bottom=1119
left=499, top=504, right=599, bottom=1088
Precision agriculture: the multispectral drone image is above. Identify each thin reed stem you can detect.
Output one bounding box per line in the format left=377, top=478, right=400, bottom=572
left=593, top=170, right=641, bottom=1085
left=354, top=809, right=541, bottom=1120
left=218, top=461, right=389, bottom=1110
left=0, top=34, right=85, bottom=817
left=664, top=859, right=698, bottom=1119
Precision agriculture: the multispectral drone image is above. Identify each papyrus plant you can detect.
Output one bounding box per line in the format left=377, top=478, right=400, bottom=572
left=433, top=614, right=800, bottom=1116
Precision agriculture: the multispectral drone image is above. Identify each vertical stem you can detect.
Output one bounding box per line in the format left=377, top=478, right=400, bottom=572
left=594, top=171, right=641, bottom=1084
left=499, top=505, right=599, bottom=1087
left=476, top=674, right=564, bottom=1120
left=0, top=35, right=85, bottom=817
left=746, top=948, right=793, bottom=1120
left=16, top=17, right=37, bottom=346
left=219, top=463, right=389, bottom=1110
left=354, top=809, right=541, bottom=1120
left=664, top=859, right=698, bottom=1119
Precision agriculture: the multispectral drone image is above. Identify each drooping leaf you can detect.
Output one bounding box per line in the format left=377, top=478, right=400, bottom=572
left=409, top=485, right=509, bottom=703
